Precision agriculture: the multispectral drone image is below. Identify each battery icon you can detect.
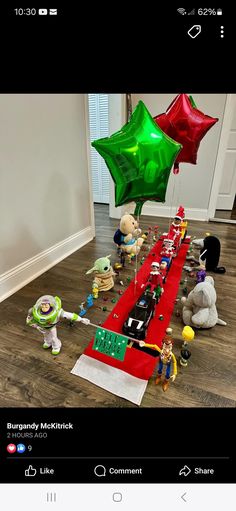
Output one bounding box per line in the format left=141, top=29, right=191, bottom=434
left=217, top=8, right=222, bottom=15
left=38, top=9, right=48, bottom=15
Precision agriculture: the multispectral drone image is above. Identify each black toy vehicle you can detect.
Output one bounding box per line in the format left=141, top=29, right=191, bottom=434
left=122, top=291, right=156, bottom=340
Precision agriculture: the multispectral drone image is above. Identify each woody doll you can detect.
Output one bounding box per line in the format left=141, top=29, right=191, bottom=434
left=139, top=328, right=177, bottom=391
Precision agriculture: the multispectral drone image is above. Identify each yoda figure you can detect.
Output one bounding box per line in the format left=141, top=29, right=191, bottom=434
left=86, top=255, right=116, bottom=295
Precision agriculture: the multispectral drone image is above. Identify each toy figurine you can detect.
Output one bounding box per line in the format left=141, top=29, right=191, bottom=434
left=179, top=326, right=195, bottom=367
left=182, top=325, right=195, bottom=348
left=114, top=262, right=123, bottom=271
left=141, top=261, right=164, bottom=298
left=26, top=295, right=90, bottom=355
left=86, top=294, right=94, bottom=308
left=179, top=348, right=191, bottom=367
left=113, top=214, right=144, bottom=255
left=160, top=237, right=175, bottom=268
left=78, top=294, right=94, bottom=317
left=139, top=328, right=177, bottom=392
left=196, top=268, right=206, bottom=283
left=161, top=237, right=174, bottom=257
left=169, top=206, right=185, bottom=246
left=79, top=302, right=87, bottom=317
left=86, top=255, right=116, bottom=297
left=92, top=287, right=98, bottom=299
left=159, top=260, right=168, bottom=282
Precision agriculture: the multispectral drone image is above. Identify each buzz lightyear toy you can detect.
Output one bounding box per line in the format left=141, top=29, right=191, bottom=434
left=26, top=295, right=90, bottom=355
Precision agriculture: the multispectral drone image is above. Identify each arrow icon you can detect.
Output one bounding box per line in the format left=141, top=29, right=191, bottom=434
left=179, top=465, right=191, bottom=476
left=181, top=492, right=187, bottom=503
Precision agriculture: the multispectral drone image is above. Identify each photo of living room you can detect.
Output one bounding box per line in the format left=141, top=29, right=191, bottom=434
left=0, top=93, right=235, bottom=408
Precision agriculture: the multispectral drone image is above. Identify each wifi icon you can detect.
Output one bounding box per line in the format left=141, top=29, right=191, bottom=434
left=177, top=8, right=186, bottom=15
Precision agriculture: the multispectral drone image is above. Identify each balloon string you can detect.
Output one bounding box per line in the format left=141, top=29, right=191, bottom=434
left=134, top=212, right=140, bottom=296
left=134, top=201, right=143, bottom=217
left=126, top=94, right=133, bottom=122
left=168, top=174, right=177, bottom=236
left=176, top=172, right=181, bottom=212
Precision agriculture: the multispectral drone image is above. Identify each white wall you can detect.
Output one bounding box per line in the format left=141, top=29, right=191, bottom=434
left=131, top=94, right=227, bottom=220
left=0, top=94, right=94, bottom=301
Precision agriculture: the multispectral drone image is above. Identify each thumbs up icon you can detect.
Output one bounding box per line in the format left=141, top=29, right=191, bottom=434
left=25, top=465, right=37, bottom=477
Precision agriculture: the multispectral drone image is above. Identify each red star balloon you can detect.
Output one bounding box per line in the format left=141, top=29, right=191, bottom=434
left=154, top=94, right=218, bottom=174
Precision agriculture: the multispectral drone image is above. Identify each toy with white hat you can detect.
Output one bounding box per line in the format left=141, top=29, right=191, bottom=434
left=151, top=261, right=160, bottom=269
left=161, top=236, right=174, bottom=255
left=141, top=261, right=164, bottom=297
left=169, top=205, right=185, bottom=244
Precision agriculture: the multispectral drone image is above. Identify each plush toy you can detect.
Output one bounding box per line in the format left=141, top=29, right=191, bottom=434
left=26, top=295, right=90, bottom=355
left=113, top=214, right=144, bottom=255
left=86, top=255, right=115, bottom=294
left=192, top=235, right=226, bottom=273
left=181, top=276, right=226, bottom=328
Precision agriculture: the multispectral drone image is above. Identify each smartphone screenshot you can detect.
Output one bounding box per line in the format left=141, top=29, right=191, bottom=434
left=0, top=5, right=235, bottom=510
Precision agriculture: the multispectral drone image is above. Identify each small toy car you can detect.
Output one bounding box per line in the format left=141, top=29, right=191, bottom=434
left=122, top=291, right=156, bottom=340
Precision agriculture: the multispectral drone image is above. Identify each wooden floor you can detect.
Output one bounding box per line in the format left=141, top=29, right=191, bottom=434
left=0, top=204, right=236, bottom=408
left=215, top=196, right=236, bottom=220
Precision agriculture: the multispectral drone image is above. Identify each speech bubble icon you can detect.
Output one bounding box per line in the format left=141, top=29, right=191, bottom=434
left=94, top=465, right=106, bottom=477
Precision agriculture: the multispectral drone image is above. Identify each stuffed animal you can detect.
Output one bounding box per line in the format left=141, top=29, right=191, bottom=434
left=181, top=276, right=226, bottom=328
left=192, top=235, right=226, bottom=273
left=86, top=255, right=115, bottom=294
left=113, top=214, right=144, bottom=255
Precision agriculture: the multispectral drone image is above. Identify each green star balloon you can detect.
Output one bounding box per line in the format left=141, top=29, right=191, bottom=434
left=92, top=100, right=182, bottom=216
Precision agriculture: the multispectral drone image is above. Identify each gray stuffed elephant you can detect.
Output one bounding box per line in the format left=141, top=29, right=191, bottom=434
left=181, top=276, right=226, bottom=328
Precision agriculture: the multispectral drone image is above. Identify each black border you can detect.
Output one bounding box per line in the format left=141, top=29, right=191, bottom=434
left=0, top=3, right=235, bottom=484
left=0, top=5, right=235, bottom=92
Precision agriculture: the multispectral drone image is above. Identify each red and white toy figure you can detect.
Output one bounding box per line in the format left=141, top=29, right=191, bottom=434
left=141, top=262, right=164, bottom=298
left=160, top=237, right=175, bottom=271
left=169, top=206, right=185, bottom=248
left=161, top=237, right=174, bottom=258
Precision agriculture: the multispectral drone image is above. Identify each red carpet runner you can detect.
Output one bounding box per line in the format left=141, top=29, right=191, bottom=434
left=71, top=239, right=190, bottom=404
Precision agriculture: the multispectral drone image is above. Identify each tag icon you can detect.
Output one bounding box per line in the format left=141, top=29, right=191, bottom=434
left=188, top=25, right=201, bottom=38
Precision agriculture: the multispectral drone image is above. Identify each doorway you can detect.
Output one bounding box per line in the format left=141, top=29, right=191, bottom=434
left=208, top=94, right=236, bottom=224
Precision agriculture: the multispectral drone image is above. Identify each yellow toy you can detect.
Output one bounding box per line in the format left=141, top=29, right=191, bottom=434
left=180, top=220, right=188, bottom=239
left=180, top=326, right=195, bottom=367
left=139, top=328, right=177, bottom=392
left=182, top=325, right=195, bottom=348
left=92, top=287, right=99, bottom=299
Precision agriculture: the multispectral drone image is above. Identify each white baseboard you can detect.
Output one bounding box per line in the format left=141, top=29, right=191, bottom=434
left=142, top=203, right=208, bottom=221
left=209, top=217, right=236, bottom=224
left=0, top=226, right=94, bottom=303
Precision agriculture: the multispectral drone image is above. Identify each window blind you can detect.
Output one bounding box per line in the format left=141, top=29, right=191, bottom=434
left=88, top=94, right=110, bottom=204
